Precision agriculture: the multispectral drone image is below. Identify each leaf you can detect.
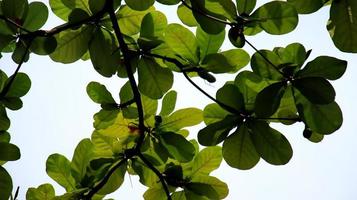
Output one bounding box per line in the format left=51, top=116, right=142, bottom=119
left=144, top=187, right=167, bottom=200
left=50, top=26, right=93, bottom=63
left=11, top=41, right=30, bottom=64
left=157, top=0, right=180, bottom=5
left=327, top=0, right=357, bottom=52
left=223, top=124, right=260, bottom=170
left=296, top=56, right=347, bottom=80
left=0, top=106, right=10, bottom=131
left=254, top=81, right=286, bottom=117
left=287, top=0, right=326, bottom=14
left=160, top=90, right=177, bottom=116
left=293, top=77, right=335, bottom=104
left=1, top=0, right=28, bottom=20
left=216, top=84, right=244, bottom=112
left=249, top=121, right=293, bottom=165
left=117, top=5, right=155, bottom=35
left=71, top=139, right=94, bottom=183
left=190, top=176, right=228, bottom=199
left=91, top=131, right=119, bottom=157
left=198, top=115, right=238, bottom=146
left=4, top=72, right=31, bottom=98
left=46, top=154, right=76, bottom=191
left=97, top=162, right=127, bottom=195
left=140, top=11, right=168, bottom=38
left=93, top=109, right=120, bottom=130
left=26, top=184, right=55, bottom=200
left=295, top=91, right=342, bottom=134
left=138, top=58, right=173, bottom=99
left=191, top=146, right=222, bottom=177
left=49, top=0, right=90, bottom=21
left=0, top=142, right=20, bottom=161
left=251, top=50, right=283, bottom=80
left=201, top=49, right=250, bottom=74
left=22, top=1, right=48, bottom=31
left=196, top=27, right=225, bottom=59
left=177, top=3, right=197, bottom=27
left=275, top=43, right=307, bottom=68
left=165, top=23, right=199, bottom=64
left=159, top=132, right=195, bottom=162
left=251, top=1, right=298, bottom=34
left=185, top=182, right=219, bottom=199
left=125, top=0, right=155, bottom=11
left=30, top=36, right=57, bottom=55
left=0, top=166, right=12, bottom=200
left=236, top=0, right=256, bottom=15
left=86, top=82, right=116, bottom=104
left=203, top=103, right=229, bottom=125
left=160, top=108, right=203, bottom=131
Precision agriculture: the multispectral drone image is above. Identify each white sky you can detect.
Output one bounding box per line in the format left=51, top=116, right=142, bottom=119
left=2, top=1, right=357, bottom=199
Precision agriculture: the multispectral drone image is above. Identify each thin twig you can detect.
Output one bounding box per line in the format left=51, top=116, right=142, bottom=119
left=83, top=158, right=128, bottom=199
left=180, top=0, right=234, bottom=26
left=0, top=15, right=31, bottom=33
left=0, top=38, right=33, bottom=97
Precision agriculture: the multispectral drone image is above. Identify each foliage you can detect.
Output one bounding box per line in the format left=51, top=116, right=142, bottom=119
left=0, top=0, right=354, bottom=199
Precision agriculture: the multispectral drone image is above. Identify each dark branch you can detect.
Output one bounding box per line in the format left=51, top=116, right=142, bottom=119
left=0, top=14, right=31, bottom=33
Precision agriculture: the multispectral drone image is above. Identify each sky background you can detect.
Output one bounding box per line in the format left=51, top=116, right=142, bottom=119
left=2, top=0, right=357, bottom=199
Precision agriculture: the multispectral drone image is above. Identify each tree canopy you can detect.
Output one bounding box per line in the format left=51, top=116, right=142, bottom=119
left=0, top=0, right=355, bottom=199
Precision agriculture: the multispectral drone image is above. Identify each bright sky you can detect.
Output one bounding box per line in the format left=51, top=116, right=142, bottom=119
left=2, top=1, right=357, bottom=199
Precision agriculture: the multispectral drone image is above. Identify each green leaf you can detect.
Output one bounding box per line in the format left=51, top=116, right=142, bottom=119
left=71, top=139, right=94, bottom=183
left=293, top=77, right=335, bottom=104
left=198, top=115, right=238, bottom=146
left=190, top=176, right=228, bottom=199
left=125, top=0, right=155, bottom=11
left=12, top=41, right=30, bottom=64
left=0, top=142, right=20, bottom=161
left=88, top=0, right=105, bottom=14
left=160, top=90, right=177, bottom=116
left=254, top=81, right=286, bottom=117
left=327, top=0, right=357, bottom=52
left=5, top=72, right=31, bottom=98
left=26, top=184, right=55, bottom=200
left=177, top=3, right=197, bottom=27
left=251, top=1, right=298, bottom=34
left=234, top=71, right=268, bottom=111
left=97, top=162, right=126, bottom=195
left=295, top=91, right=342, bottom=134
left=296, top=56, right=347, bottom=80
left=22, top=1, right=48, bottom=31
left=160, top=108, right=203, bottom=131
left=0, top=131, right=10, bottom=143
left=287, top=0, right=326, bottom=14
left=275, top=43, right=307, bottom=68
left=46, top=154, right=76, bottom=192
left=249, top=121, right=293, bottom=165
left=30, top=36, right=57, bottom=55
left=185, top=182, right=219, bottom=199
left=50, top=26, right=93, bottom=63
left=165, top=23, right=199, bottom=63
left=1, top=0, right=28, bottom=20
left=140, top=11, right=168, bottom=38
left=236, top=0, right=256, bottom=15
left=223, top=124, right=260, bottom=170
left=0, top=106, right=10, bottom=131
left=91, top=131, right=118, bottom=157
left=138, top=58, right=174, bottom=99
left=203, top=103, right=229, bottom=125
left=2, top=97, right=23, bottom=111
left=144, top=187, right=167, bottom=200
left=49, top=0, right=90, bottom=21
left=0, top=166, right=12, bottom=200
left=191, top=146, right=222, bottom=177
left=196, top=26, right=225, bottom=59
left=251, top=50, right=283, bottom=80
left=68, top=8, right=90, bottom=26
left=216, top=84, right=244, bottom=112
left=160, top=132, right=195, bottom=162
left=86, top=82, right=116, bottom=104
left=157, top=0, right=180, bottom=5
left=117, top=5, right=155, bottom=35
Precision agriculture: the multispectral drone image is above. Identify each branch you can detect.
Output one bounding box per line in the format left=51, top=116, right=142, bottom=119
left=142, top=52, right=243, bottom=116
left=83, top=158, right=128, bottom=199
left=180, top=0, right=234, bottom=26
left=118, top=99, right=136, bottom=108
left=137, top=152, right=172, bottom=200
left=0, top=15, right=31, bottom=33
left=0, top=38, right=33, bottom=97
left=255, top=117, right=302, bottom=122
